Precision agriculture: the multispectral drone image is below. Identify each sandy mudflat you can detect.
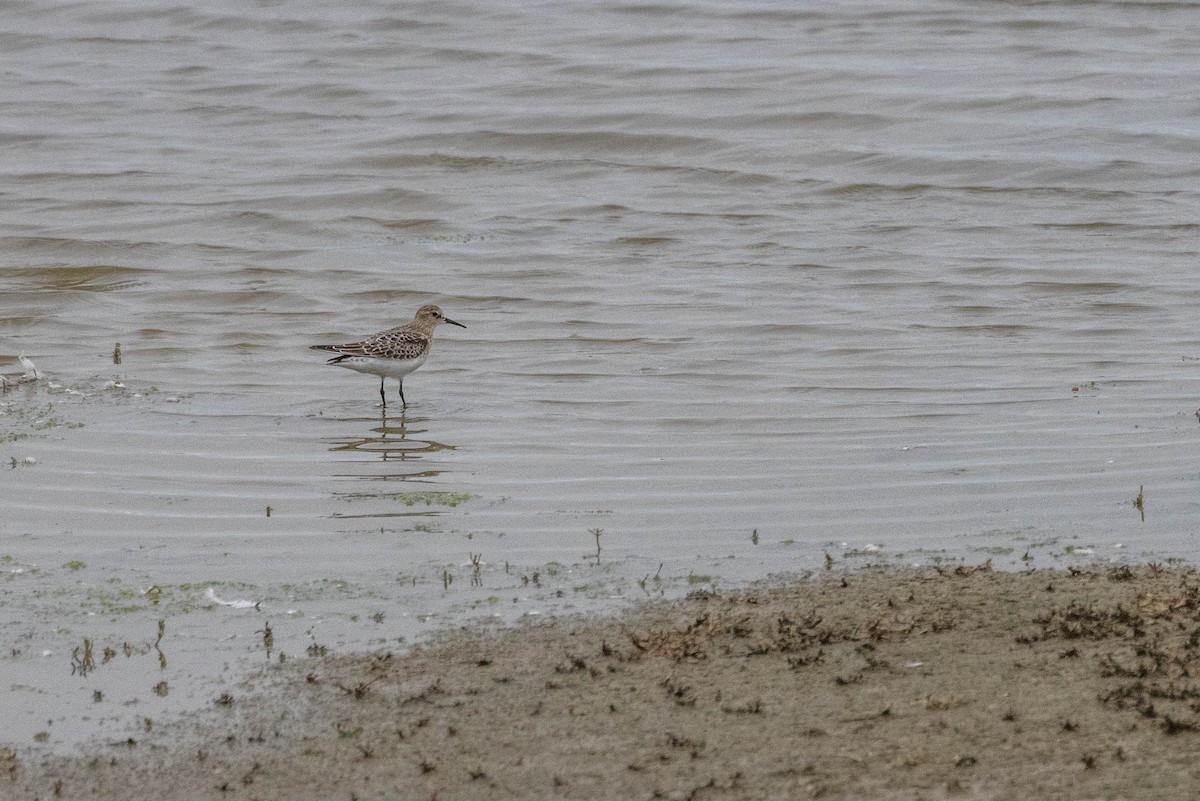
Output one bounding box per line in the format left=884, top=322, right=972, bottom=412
left=8, top=564, right=1200, bottom=800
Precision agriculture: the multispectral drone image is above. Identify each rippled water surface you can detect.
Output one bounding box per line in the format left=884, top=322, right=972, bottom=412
left=4, top=0, right=1200, bottom=747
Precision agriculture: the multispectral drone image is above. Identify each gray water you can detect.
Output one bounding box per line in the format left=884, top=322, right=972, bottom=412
left=4, top=0, right=1200, bottom=748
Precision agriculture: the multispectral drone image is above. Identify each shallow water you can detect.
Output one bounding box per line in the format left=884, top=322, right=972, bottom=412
left=3, top=0, right=1200, bottom=748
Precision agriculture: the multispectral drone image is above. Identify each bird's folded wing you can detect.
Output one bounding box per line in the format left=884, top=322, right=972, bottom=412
left=316, top=329, right=429, bottom=360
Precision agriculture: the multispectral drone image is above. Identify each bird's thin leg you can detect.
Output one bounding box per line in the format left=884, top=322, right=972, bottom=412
left=379, top=377, right=387, bottom=408
left=398, top=378, right=407, bottom=409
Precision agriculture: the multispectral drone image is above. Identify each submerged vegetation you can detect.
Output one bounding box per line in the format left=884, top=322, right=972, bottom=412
left=0, top=401, right=83, bottom=442
left=394, top=491, right=472, bottom=507
left=336, top=490, right=473, bottom=507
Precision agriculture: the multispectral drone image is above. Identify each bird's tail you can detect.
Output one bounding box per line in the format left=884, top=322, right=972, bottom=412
left=309, top=344, right=351, bottom=364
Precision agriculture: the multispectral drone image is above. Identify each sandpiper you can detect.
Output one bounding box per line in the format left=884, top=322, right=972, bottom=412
left=310, top=304, right=465, bottom=409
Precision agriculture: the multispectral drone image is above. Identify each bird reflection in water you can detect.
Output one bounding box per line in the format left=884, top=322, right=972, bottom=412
left=325, top=409, right=456, bottom=476
left=323, top=410, right=462, bottom=529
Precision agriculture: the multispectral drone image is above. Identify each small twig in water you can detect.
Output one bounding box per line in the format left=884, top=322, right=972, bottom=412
left=591, top=529, right=603, bottom=563
left=155, top=620, right=167, bottom=669
left=470, top=553, right=483, bottom=587
left=257, top=621, right=274, bottom=658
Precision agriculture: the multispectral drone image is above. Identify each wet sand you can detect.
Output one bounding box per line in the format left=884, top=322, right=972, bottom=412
left=8, top=563, right=1200, bottom=800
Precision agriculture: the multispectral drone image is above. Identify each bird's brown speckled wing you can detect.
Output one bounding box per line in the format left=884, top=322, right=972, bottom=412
left=318, top=327, right=430, bottom=360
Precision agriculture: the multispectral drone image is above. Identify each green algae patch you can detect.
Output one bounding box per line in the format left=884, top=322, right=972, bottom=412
left=0, top=401, right=83, bottom=442
left=391, top=491, right=471, bottom=507
left=335, top=491, right=472, bottom=507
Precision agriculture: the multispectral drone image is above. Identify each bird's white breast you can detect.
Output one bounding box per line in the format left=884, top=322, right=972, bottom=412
left=334, top=351, right=429, bottom=379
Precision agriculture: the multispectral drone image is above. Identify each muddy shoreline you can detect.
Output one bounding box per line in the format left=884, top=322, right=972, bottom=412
left=8, top=564, right=1200, bottom=800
